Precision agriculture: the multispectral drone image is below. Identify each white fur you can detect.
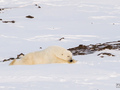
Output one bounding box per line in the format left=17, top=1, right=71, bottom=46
left=9, top=46, right=76, bottom=65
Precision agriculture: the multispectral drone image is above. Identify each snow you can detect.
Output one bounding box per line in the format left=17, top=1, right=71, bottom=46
left=0, top=0, right=120, bottom=90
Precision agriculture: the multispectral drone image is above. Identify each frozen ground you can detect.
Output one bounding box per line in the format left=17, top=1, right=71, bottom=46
left=0, top=0, right=120, bottom=90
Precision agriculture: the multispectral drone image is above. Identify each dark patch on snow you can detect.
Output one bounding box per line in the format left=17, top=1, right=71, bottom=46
left=0, top=7, right=12, bottom=13
left=35, top=4, right=41, bottom=8
left=26, top=15, right=34, bottom=19
left=0, top=18, right=15, bottom=23
left=40, top=47, right=42, bottom=49
left=2, top=20, right=15, bottom=23
left=97, top=52, right=115, bottom=58
left=68, top=40, right=120, bottom=56
left=35, top=4, right=38, bottom=6
left=2, top=53, right=24, bottom=62
left=38, top=6, right=41, bottom=8
left=16, top=53, right=24, bottom=59
left=97, top=53, right=115, bottom=56
left=59, top=37, right=65, bottom=41
left=3, top=58, right=15, bottom=62
left=0, top=8, right=5, bottom=11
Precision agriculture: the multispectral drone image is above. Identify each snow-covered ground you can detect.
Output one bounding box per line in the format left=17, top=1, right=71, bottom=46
left=0, top=0, right=120, bottom=90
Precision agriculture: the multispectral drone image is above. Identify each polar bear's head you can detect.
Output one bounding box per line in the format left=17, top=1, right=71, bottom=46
left=48, top=46, right=76, bottom=63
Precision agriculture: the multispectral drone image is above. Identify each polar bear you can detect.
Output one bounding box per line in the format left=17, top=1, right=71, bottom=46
left=9, top=46, right=77, bottom=65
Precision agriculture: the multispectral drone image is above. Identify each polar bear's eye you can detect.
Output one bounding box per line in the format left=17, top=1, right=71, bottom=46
left=67, top=56, right=70, bottom=57
left=61, top=54, right=63, bottom=55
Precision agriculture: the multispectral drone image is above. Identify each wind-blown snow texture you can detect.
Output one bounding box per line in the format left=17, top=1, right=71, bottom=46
left=0, top=0, right=120, bottom=90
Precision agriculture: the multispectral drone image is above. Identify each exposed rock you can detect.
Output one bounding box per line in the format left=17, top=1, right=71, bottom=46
left=16, top=53, right=24, bottom=59
left=2, top=20, right=15, bottom=23
left=26, top=15, right=34, bottom=19
left=0, top=8, right=4, bottom=11
left=59, top=37, right=65, bottom=41
left=2, top=53, right=24, bottom=62
left=97, top=52, right=115, bottom=58
left=35, top=4, right=41, bottom=8
left=100, top=56, right=104, bottom=58
left=38, top=6, right=41, bottom=8
left=35, top=4, right=38, bottom=6
left=97, top=53, right=115, bottom=56
left=3, top=58, right=15, bottom=62
left=0, top=8, right=12, bottom=12
left=68, top=40, right=120, bottom=56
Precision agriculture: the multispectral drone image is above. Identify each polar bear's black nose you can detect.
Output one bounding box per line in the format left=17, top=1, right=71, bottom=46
left=69, top=60, right=73, bottom=63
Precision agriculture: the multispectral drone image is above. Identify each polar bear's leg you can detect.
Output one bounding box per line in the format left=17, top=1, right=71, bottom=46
left=9, top=59, right=17, bottom=65
left=9, top=59, right=25, bottom=65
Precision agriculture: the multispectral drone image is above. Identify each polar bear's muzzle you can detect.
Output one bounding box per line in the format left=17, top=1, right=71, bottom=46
left=68, top=59, right=77, bottom=63
left=69, top=60, right=73, bottom=63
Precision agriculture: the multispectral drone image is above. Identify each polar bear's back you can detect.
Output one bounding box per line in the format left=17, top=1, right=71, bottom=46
left=21, top=50, right=51, bottom=64
left=23, top=46, right=71, bottom=64
left=45, top=46, right=67, bottom=52
left=22, top=46, right=66, bottom=64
